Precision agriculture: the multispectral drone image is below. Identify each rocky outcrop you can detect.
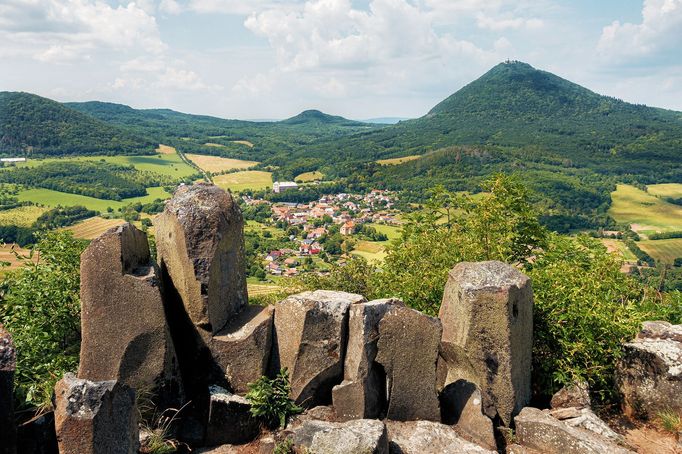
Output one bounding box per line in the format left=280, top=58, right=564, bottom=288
left=376, top=305, right=442, bottom=421
left=514, top=407, right=633, bottom=454
left=205, top=385, right=260, bottom=446
left=156, top=183, right=248, bottom=335
left=272, top=290, right=364, bottom=406
left=332, top=298, right=401, bottom=420
left=550, top=381, right=591, bottom=410
left=439, top=261, right=533, bottom=426
left=0, top=324, right=17, bottom=454
left=548, top=407, right=627, bottom=446
left=386, top=420, right=496, bottom=454
left=78, top=223, right=181, bottom=406
left=54, top=374, right=138, bottom=454
left=617, top=321, right=682, bottom=419
left=440, top=380, right=496, bottom=451
left=292, top=419, right=389, bottom=454
left=210, top=305, right=274, bottom=394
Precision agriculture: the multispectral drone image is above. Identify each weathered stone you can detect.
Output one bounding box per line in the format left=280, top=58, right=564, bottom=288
left=78, top=223, right=181, bottom=406
left=558, top=408, right=627, bottom=446
left=272, top=290, right=364, bottom=406
left=210, top=305, right=274, bottom=394
left=617, top=321, right=682, bottom=419
left=439, top=261, right=533, bottom=425
left=386, top=420, right=496, bottom=454
left=156, top=183, right=247, bottom=334
left=293, top=419, right=388, bottom=454
left=54, top=373, right=138, bottom=454
left=333, top=299, right=401, bottom=420
left=205, top=385, right=260, bottom=446
left=376, top=305, right=441, bottom=422
left=16, top=412, right=58, bottom=454
left=514, top=407, right=633, bottom=454
left=0, top=324, right=17, bottom=454
left=440, top=380, right=496, bottom=451
left=550, top=381, right=591, bottom=409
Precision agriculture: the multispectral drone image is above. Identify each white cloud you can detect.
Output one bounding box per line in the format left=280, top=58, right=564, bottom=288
left=476, top=14, right=543, bottom=31
left=598, top=0, right=682, bottom=59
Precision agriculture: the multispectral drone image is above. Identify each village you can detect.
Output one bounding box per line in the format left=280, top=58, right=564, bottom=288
left=242, top=186, right=402, bottom=277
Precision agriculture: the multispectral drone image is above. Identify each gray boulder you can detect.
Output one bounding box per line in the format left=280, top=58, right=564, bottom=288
left=440, top=380, right=496, bottom=451
left=211, top=305, right=274, bottom=394
left=439, top=261, right=533, bottom=425
left=293, top=419, right=388, bottom=454
left=204, top=385, right=260, bottom=446
left=550, top=381, right=591, bottom=410
left=54, top=374, right=138, bottom=454
left=386, top=420, right=496, bottom=454
left=272, top=290, right=364, bottom=406
left=0, top=324, right=17, bottom=454
left=514, top=407, right=633, bottom=454
left=376, top=305, right=442, bottom=421
left=78, top=223, right=181, bottom=406
left=333, top=299, right=401, bottom=420
left=156, top=183, right=247, bottom=334
left=617, top=321, right=682, bottom=419
left=549, top=407, right=627, bottom=446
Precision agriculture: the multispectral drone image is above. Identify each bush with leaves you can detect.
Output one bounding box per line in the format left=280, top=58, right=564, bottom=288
left=245, top=368, right=302, bottom=429
left=0, top=231, right=86, bottom=413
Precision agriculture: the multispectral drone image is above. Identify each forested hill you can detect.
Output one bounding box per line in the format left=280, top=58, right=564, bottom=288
left=0, top=92, right=155, bottom=156
left=287, top=61, right=682, bottom=183
left=280, top=109, right=368, bottom=127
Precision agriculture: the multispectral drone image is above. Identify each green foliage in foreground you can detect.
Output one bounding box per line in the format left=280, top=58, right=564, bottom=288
left=0, top=231, right=86, bottom=411
left=298, top=175, right=682, bottom=405
left=246, top=368, right=302, bottom=429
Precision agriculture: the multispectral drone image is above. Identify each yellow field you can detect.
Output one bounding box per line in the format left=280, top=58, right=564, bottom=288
left=646, top=183, right=682, bottom=198
left=233, top=140, right=254, bottom=148
left=65, top=217, right=126, bottom=240
left=365, top=223, right=402, bottom=241
left=247, top=283, right=282, bottom=296
left=0, top=243, right=36, bottom=271
left=351, top=240, right=388, bottom=263
left=0, top=206, right=48, bottom=227
left=609, top=184, right=682, bottom=235
left=213, top=171, right=272, bottom=192
left=377, top=155, right=421, bottom=165
left=155, top=144, right=176, bottom=154
left=186, top=155, right=259, bottom=173
left=295, top=171, right=324, bottom=182
left=638, top=239, right=682, bottom=264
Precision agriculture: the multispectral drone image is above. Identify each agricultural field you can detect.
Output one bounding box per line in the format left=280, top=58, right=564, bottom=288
left=213, top=171, right=272, bottom=192
left=65, top=217, right=126, bottom=240
left=186, top=155, right=259, bottom=173
left=376, top=155, right=420, bottom=165
left=638, top=239, right=682, bottom=264
left=352, top=240, right=388, bottom=262
left=0, top=206, right=48, bottom=227
left=646, top=183, right=682, bottom=198
left=0, top=243, right=36, bottom=272
left=15, top=151, right=197, bottom=179
left=601, top=238, right=637, bottom=262
left=365, top=223, right=402, bottom=241
left=16, top=186, right=171, bottom=212
left=247, top=282, right=282, bottom=296
left=295, top=171, right=324, bottom=182
left=156, top=144, right=176, bottom=154
left=608, top=184, right=682, bottom=235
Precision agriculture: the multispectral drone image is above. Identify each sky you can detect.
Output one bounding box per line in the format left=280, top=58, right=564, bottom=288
left=1, top=0, right=681, bottom=120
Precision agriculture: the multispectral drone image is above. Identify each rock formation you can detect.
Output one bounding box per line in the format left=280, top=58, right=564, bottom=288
left=0, top=324, right=17, bottom=454
left=438, top=261, right=533, bottom=425
left=376, top=305, right=442, bottom=421
left=272, top=290, right=364, bottom=406
left=440, top=380, right=496, bottom=451
left=332, top=298, right=400, bottom=420
left=78, top=223, right=181, bottom=406
left=156, top=183, right=247, bottom=335
left=54, top=374, right=138, bottom=454
left=292, top=419, right=389, bottom=454
left=205, top=385, right=260, bottom=446
left=617, top=321, right=682, bottom=419
left=550, top=381, right=591, bottom=410
left=386, top=420, right=496, bottom=454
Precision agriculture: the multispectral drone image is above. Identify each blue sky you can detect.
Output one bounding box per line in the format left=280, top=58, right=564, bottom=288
left=1, top=0, right=681, bottom=119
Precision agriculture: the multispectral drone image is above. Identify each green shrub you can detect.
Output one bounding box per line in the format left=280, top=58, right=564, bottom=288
left=0, top=231, right=86, bottom=412
left=245, top=368, right=302, bottom=429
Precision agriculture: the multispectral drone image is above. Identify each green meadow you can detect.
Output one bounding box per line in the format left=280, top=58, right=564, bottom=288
left=16, top=186, right=171, bottom=212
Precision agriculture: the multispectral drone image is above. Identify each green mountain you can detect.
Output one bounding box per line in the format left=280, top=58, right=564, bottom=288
left=281, top=109, right=366, bottom=126
left=0, top=92, right=154, bottom=156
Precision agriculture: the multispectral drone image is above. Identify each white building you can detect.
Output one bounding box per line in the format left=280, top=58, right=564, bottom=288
left=273, top=181, right=298, bottom=193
